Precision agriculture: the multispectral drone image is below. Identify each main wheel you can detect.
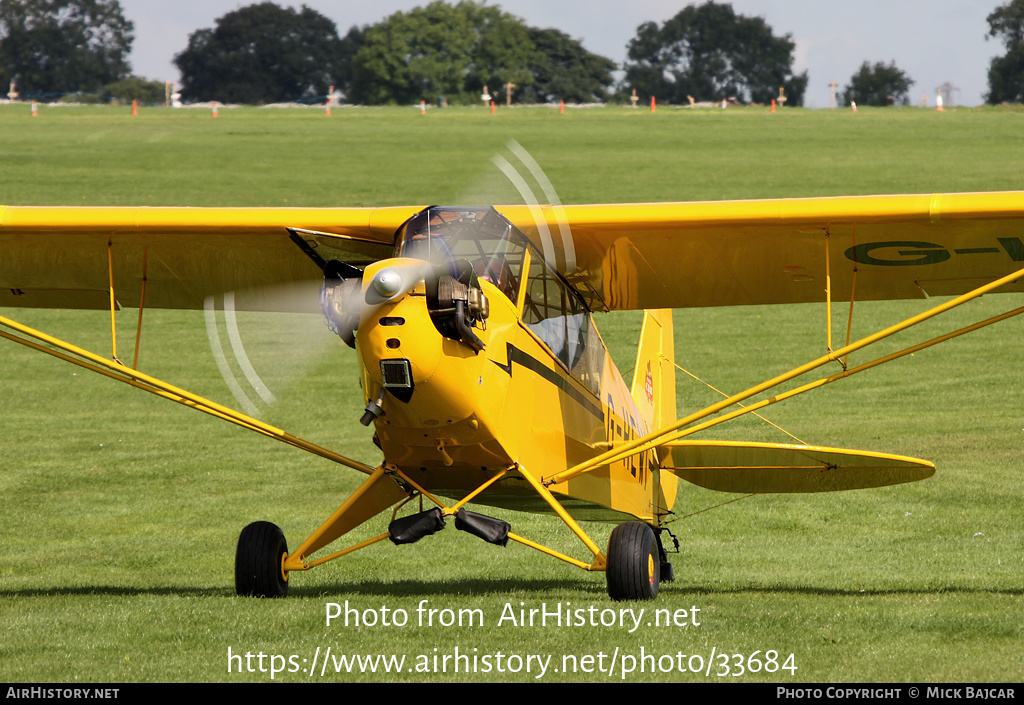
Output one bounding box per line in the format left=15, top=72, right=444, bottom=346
left=606, top=521, right=660, bottom=601
left=235, top=521, right=289, bottom=597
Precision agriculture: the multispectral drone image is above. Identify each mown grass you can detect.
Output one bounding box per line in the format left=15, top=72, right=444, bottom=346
left=0, top=103, right=1021, bottom=682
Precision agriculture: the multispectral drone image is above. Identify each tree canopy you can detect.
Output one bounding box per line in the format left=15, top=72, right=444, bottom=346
left=348, top=1, right=536, bottom=105
left=523, top=27, right=616, bottom=104
left=842, top=61, right=914, bottom=106
left=622, top=1, right=808, bottom=105
left=0, top=0, right=133, bottom=96
left=985, top=0, right=1024, bottom=103
left=174, top=2, right=345, bottom=104
left=345, top=1, right=616, bottom=105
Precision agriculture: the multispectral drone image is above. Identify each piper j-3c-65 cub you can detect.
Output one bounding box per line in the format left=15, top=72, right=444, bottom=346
left=2, top=192, right=1023, bottom=600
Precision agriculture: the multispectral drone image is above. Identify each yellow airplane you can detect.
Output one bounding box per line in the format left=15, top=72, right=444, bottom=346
left=1, top=192, right=1023, bottom=600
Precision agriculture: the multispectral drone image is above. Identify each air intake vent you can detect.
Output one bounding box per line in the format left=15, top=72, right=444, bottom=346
left=380, top=359, right=413, bottom=389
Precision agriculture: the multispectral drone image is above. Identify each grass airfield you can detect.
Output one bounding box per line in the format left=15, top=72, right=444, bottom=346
left=0, top=103, right=1022, bottom=682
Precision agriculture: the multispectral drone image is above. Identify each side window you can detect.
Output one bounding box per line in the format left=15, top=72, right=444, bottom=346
left=522, top=255, right=604, bottom=396
left=567, top=297, right=604, bottom=396
left=523, top=256, right=569, bottom=366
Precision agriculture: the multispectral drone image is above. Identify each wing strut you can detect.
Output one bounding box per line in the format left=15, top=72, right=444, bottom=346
left=544, top=264, right=1024, bottom=486
left=674, top=362, right=807, bottom=444
left=842, top=225, right=859, bottom=368
left=0, top=313, right=376, bottom=476
left=132, top=245, right=149, bottom=370
left=107, top=240, right=121, bottom=363
left=106, top=240, right=151, bottom=371
left=825, top=228, right=833, bottom=355
left=665, top=303, right=1024, bottom=443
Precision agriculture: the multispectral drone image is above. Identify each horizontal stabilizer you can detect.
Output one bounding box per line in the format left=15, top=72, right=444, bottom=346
left=661, top=441, right=934, bottom=494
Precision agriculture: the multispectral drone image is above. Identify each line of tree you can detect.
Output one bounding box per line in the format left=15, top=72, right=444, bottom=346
left=175, top=1, right=618, bottom=106
left=0, top=0, right=798, bottom=106
left=6, top=0, right=1024, bottom=107
left=176, top=0, right=804, bottom=106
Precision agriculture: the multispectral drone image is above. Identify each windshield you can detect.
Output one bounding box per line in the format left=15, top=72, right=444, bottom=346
left=397, top=207, right=528, bottom=304
left=398, top=207, right=605, bottom=395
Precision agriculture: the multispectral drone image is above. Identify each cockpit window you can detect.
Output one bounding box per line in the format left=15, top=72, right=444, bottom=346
left=522, top=250, right=605, bottom=395
left=397, top=208, right=527, bottom=304
left=397, top=206, right=605, bottom=396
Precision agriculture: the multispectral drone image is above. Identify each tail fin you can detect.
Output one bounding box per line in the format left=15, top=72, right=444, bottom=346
left=630, top=309, right=676, bottom=433
left=631, top=309, right=678, bottom=518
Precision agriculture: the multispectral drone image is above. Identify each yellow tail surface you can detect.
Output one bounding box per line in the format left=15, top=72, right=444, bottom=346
left=630, top=309, right=675, bottom=430
left=630, top=309, right=678, bottom=517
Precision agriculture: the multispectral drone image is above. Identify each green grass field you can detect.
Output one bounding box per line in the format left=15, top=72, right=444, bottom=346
left=1, top=103, right=1021, bottom=683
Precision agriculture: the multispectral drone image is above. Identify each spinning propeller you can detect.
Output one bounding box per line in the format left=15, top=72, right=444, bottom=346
left=201, top=140, right=571, bottom=418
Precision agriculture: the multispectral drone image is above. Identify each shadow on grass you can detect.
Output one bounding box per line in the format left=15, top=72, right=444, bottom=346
left=293, top=577, right=606, bottom=598
left=0, top=577, right=599, bottom=599
left=2, top=578, right=1021, bottom=599
left=0, top=585, right=231, bottom=598
left=660, top=582, right=1024, bottom=599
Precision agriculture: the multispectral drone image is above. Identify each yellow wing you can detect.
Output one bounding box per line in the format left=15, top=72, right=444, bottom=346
left=499, top=191, right=1024, bottom=311
left=0, top=206, right=420, bottom=311
left=3, top=192, right=1024, bottom=313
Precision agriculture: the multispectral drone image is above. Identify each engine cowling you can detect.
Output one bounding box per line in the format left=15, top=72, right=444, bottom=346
left=424, top=261, right=489, bottom=352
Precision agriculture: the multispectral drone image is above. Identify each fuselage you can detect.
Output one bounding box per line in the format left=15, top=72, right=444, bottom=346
left=346, top=208, right=676, bottom=524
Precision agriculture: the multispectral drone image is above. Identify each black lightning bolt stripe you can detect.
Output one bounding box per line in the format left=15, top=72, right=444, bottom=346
left=491, top=342, right=604, bottom=420
left=999, top=237, right=1024, bottom=261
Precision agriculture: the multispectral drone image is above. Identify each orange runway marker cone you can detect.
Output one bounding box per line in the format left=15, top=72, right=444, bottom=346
left=131, top=99, right=138, bottom=116
left=31, top=101, right=37, bottom=117
left=490, top=100, right=496, bottom=114
left=559, top=99, right=564, bottom=114
left=650, top=96, right=656, bottom=112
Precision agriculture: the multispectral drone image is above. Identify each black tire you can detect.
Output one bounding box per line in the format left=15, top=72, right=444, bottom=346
left=235, top=521, right=289, bottom=597
left=606, top=521, right=660, bottom=601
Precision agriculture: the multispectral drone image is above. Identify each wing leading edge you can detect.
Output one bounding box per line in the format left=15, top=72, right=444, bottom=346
left=0, top=206, right=421, bottom=311
left=3, top=193, right=1024, bottom=313
left=498, top=191, right=1024, bottom=311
